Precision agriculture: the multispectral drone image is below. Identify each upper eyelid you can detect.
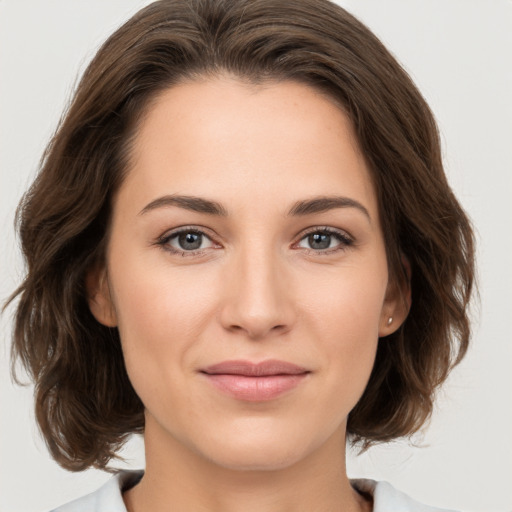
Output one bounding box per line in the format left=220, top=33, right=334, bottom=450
left=295, top=226, right=353, bottom=241
left=159, top=225, right=217, bottom=241
left=299, top=225, right=350, bottom=235
left=159, top=225, right=351, bottom=239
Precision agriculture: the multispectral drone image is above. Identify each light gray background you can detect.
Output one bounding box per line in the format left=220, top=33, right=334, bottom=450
left=1, top=1, right=511, bottom=511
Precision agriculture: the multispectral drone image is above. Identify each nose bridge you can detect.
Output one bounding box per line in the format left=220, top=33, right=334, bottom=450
left=220, top=238, right=294, bottom=339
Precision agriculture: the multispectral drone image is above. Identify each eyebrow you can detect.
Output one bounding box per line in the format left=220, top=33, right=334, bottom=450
left=287, top=196, right=371, bottom=222
left=139, top=194, right=370, bottom=222
left=139, top=195, right=228, bottom=216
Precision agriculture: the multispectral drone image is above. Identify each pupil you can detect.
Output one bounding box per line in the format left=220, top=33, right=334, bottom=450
left=309, top=233, right=330, bottom=249
left=179, top=232, right=202, bottom=250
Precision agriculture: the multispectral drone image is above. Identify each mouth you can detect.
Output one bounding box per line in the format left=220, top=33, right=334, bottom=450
left=200, top=360, right=310, bottom=401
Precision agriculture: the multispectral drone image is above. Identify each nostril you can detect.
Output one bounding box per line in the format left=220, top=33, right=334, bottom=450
left=218, top=280, right=296, bottom=339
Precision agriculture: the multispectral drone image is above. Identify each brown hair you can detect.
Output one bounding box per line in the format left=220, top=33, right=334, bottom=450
left=7, top=0, right=475, bottom=470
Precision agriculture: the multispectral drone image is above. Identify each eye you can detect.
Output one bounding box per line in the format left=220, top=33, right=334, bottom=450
left=296, top=228, right=353, bottom=253
left=157, top=228, right=217, bottom=256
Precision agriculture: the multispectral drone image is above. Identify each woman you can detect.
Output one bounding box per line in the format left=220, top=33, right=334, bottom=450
left=5, top=0, right=478, bottom=510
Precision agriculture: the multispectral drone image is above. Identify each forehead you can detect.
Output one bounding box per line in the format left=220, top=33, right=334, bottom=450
left=120, top=77, right=378, bottom=219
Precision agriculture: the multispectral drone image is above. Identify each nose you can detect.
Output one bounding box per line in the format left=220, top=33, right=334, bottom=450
left=218, top=245, right=296, bottom=340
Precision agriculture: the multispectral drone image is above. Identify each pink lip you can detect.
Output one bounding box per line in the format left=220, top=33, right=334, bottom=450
left=201, top=360, right=310, bottom=401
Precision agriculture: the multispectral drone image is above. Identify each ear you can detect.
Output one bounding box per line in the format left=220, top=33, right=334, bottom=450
left=85, top=264, right=117, bottom=327
left=378, top=254, right=411, bottom=337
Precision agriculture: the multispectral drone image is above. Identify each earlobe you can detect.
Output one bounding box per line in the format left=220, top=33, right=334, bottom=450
left=378, top=295, right=409, bottom=337
left=378, top=254, right=412, bottom=337
left=85, top=264, right=117, bottom=327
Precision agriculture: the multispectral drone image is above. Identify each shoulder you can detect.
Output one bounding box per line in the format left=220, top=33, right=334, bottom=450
left=49, top=470, right=143, bottom=512
left=351, top=478, right=461, bottom=512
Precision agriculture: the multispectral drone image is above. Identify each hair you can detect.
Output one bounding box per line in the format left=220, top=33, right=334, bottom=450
left=7, top=0, right=475, bottom=471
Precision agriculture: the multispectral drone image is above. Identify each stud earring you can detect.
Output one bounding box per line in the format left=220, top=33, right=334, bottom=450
left=387, top=317, right=393, bottom=326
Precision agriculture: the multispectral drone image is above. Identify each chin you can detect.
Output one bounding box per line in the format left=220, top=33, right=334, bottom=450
left=193, top=421, right=330, bottom=472
left=204, top=441, right=307, bottom=472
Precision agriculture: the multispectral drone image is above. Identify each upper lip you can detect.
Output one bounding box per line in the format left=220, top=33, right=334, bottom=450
left=201, top=359, right=309, bottom=376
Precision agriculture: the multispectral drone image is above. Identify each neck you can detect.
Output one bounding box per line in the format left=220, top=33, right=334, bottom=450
left=123, top=416, right=371, bottom=512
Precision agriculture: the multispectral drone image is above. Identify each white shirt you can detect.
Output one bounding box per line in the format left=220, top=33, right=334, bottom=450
left=50, top=470, right=459, bottom=512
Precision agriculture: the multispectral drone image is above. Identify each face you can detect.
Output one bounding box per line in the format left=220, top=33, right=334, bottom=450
left=89, top=77, right=405, bottom=471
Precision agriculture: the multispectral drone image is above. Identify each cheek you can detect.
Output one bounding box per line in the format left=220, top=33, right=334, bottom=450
left=299, top=260, right=387, bottom=394
left=300, top=258, right=388, bottom=340
left=106, top=256, right=217, bottom=395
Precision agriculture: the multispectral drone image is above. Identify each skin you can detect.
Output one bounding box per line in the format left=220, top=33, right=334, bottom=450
left=88, top=76, right=408, bottom=512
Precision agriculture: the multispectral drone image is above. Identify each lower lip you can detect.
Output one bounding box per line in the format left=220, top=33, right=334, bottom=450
left=203, top=373, right=308, bottom=401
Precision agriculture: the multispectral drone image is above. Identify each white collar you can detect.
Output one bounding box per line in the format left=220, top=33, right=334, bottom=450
left=51, top=470, right=459, bottom=512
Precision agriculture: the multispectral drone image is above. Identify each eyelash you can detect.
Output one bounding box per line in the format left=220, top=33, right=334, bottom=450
left=296, top=227, right=354, bottom=255
left=155, top=226, right=354, bottom=257
left=155, top=226, right=216, bottom=257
